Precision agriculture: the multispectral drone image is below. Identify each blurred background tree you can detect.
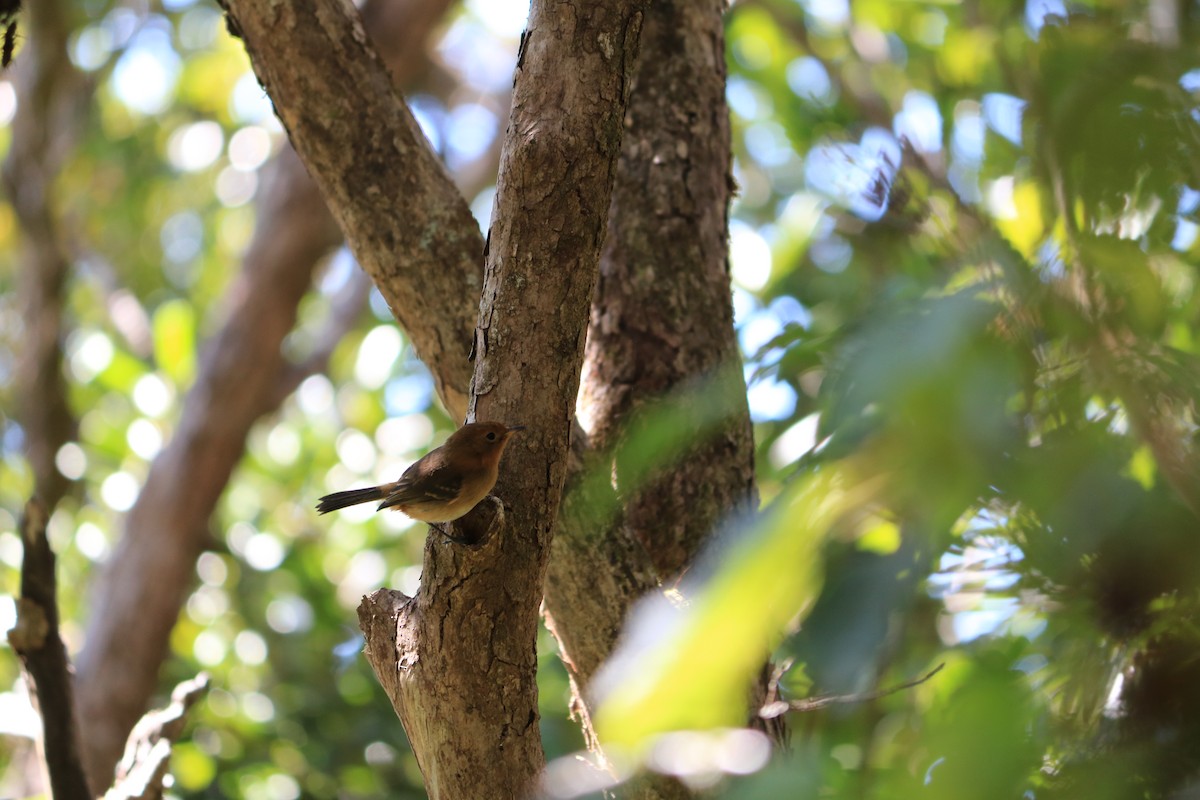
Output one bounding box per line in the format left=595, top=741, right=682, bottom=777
left=2, top=0, right=1200, bottom=797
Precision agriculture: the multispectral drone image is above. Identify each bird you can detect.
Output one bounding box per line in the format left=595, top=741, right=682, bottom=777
left=315, top=421, right=524, bottom=523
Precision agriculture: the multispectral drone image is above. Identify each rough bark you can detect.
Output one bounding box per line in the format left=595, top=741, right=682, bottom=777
left=218, top=0, right=482, bottom=420
left=544, top=0, right=759, bottom=707
left=7, top=500, right=93, bottom=800
left=357, top=0, right=646, bottom=796
left=1, top=0, right=88, bottom=509
left=578, top=0, right=755, bottom=579
left=73, top=1, right=455, bottom=784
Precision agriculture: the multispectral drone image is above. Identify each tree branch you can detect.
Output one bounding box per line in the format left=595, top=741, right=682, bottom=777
left=760, top=662, right=946, bottom=718
left=1, top=0, right=90, bottom=509
left=218, top=0, right=482, bottom=421
left=74, top=0, right=456, bottom=784
left=7, top=499, right=93, bottom=800
left=73, top=141, right=343, bottom=788
left=104, top=674, right=209, bottom=800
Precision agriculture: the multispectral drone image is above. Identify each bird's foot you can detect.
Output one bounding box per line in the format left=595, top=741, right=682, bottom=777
left=439, top=496, right=504, bottom=547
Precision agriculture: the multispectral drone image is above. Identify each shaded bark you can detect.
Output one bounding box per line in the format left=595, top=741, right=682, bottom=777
left=358, top=0, right=647, bottom=796
left=73, top=1, right=456, bottom=784
left=579, top=0, right=755, bottom=579
left=546, top=0, right=751, bottom=693
left=544, top=0, right=766, bottom=715
left=543, top=1, right=785, bottom=786
left=1, top=0, right=88, bottom=509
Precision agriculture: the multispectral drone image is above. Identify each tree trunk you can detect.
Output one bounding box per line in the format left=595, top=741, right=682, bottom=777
left=358, top=0, right=647, bottom=795
left=542, top=0, right=781, bottom=789
left=582, top=0, right=755, bottom=579
left=547, top=0, right=754, bottom=689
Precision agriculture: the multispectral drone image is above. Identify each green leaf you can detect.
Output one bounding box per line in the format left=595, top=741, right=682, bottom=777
left=153, top=298, right=197, bottom=384
left=593, top=462, right=879, bottom=752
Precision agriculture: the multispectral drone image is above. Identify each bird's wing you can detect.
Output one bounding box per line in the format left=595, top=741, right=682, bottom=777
left=378, top=460, right=463, bottom=509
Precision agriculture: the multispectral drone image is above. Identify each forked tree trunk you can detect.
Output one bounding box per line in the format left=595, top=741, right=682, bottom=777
left=357, top=0, right=648, bottom=794
left=137, top=0, right=769, bottom=795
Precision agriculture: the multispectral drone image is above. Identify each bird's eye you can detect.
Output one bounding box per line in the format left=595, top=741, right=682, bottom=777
left=486, top=432, right=497, bottom=441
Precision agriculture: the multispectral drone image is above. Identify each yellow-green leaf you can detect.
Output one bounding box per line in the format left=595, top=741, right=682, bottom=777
left=153, top=298, right=197, bottom=384
left=593, top=462, right=880, bottom=752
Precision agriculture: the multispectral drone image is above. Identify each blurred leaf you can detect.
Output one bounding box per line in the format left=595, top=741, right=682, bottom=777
left=593, top=462, right=880, bottom=751
left=1123, top=446, right=1156, bottom=490
left=171, top=741, right=217, bottom=791
left=1079, top=235, right=1169, bottom=335
left=767, top=329, right=834, bottom=380
left=936, top=27, right=997, bottom=86
left=993, top=180, right=1044, bottom=258
left=153, top=298, right=198, bottom=384
left=856, top=516, right=900, bottom=555
left=923, top=651, right=1041, bottom=800
left=1032, top=22, right=1200, bottom=225
left=817, top=293, right=1022, bottom=521
left=97, top=347, right=148, bottom=393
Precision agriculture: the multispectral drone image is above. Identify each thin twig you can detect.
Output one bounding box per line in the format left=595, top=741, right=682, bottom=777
left=105, top=673, right=210, bottom=800
left=760, top=662, right=946, bottom=719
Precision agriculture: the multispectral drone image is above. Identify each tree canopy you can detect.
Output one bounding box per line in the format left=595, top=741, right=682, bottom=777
left=3, top=0, right=1200, bottom=797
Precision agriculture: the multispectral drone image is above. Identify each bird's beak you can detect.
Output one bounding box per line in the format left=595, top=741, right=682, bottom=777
left=507, top=425, right=526, bottom=433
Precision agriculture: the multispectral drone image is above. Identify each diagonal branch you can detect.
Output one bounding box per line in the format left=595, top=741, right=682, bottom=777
left=761, top=662, right=945, bottom=717
left=217, top=0, right=483, bottom=420
left=105, top=674, right=210, bottom=800
left=73, top=0, right=457, bottom=785
left=74, top=142, right=344, bottom=788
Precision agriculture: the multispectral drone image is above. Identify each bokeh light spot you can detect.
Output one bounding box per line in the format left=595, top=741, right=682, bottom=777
left=168, top=121, right=225, bottom=172
left=100, top=472, right=140, bottom=512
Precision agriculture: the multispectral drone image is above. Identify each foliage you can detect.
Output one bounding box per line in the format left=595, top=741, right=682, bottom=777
left=588, top=0, right=1200, bottom=797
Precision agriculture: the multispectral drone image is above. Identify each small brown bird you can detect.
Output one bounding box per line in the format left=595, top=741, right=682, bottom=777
left=316, top=422, right=524, bottom=522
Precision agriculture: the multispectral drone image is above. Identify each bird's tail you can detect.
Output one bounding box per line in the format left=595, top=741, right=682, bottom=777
left=316, top=486, right=384, bottom=514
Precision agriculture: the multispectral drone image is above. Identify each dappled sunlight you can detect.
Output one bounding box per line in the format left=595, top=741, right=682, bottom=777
left=2, top=0, right=1199, bottom=795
